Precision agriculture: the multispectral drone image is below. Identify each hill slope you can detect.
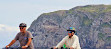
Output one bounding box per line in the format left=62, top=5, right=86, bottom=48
left=28, top=5, right=111, bottom=49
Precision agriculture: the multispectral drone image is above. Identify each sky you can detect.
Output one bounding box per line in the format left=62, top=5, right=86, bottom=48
left=0, top=0, right=111, bottom=48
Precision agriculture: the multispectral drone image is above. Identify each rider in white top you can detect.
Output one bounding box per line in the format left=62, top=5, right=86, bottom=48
left=54, top=27, right=81, bottom=49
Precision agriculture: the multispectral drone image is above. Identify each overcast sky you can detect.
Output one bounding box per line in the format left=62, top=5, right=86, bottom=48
left=0, top=0, right=111, bottom=48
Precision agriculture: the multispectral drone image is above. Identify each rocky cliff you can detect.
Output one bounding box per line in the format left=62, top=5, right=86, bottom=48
left=28, top=5, right=111, bottom=49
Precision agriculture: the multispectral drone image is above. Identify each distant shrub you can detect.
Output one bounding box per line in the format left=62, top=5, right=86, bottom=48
left=101, top=22, right=111, bottom=27
left=106, top=37, right=111, bottom=41
left=98, top=33, right=105, bottom=40
left=82, top=17, right=93, bottom=26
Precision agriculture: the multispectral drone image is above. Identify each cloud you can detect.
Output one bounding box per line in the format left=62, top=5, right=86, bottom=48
left=0, top=24, right=19, bottom=48
left=0, top=24, right=19, bottom=32
left=0, top=24, right=30, bottom=32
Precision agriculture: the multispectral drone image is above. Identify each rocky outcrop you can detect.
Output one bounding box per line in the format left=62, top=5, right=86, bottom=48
left=28, top=5, right=111, bottom=49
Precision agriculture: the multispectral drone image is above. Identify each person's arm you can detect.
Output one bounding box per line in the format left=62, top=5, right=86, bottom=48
left=22, top=38, right=32, bottom=48
left=71, top=36, right=80, bottom=49
left=55, top=36, right=68, bottom=48
left=6, top=39, right=16, bottom=48
left=76, top=37, right=81, bottom=49
left=6, top=33, right=19, bottom=48
left=22, top=31, right=33, bottom=48
left=26, top=38, right=32, bottom=46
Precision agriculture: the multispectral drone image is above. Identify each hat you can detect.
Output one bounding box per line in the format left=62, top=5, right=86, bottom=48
left=19, top=23, right=27, bottom=27
left=67, top=27, right=75, bottom=32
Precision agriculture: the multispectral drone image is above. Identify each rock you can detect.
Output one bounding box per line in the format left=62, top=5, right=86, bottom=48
left=28, top=5, right=111, bottom=49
